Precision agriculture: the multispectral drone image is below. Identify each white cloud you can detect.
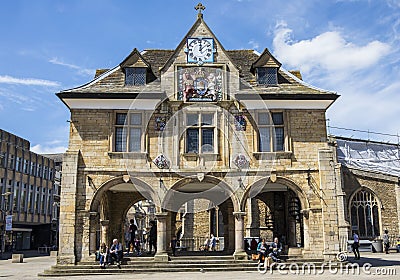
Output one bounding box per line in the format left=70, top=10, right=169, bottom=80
left=31, top=144, right=67, bottom=154
left=49, top=57, right=94, bottom=76
left=0, top=75, right=60, bottom=87
left=248, top=40, right=260, bottom=50
left=272, top=22, right=391, bottom=75
left=271, top=21, right=399, bottom=142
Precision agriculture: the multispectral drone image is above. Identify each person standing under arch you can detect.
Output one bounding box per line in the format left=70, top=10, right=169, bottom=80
left=149, top=220, right=157, bottom=254
left=129, top=219, right=138, bottom=254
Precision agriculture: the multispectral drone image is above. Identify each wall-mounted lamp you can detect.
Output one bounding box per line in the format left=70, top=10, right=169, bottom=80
left=87, top=176, right=97, bottom=191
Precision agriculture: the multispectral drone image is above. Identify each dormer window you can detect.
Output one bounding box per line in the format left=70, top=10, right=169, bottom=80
left=256, top=67, right=278, bottom=86
left=125, top=67, right=146, bottom=86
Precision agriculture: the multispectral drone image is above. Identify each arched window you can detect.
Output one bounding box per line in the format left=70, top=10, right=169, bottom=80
left=350, top=189, right=380, bottom=238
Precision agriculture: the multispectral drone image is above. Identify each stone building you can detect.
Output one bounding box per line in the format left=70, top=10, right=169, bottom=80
left=56, top=5, right=398, bottom=265
left=0, top=129, right=59, bottom=252
left=335, top=136, right=400, bottom=243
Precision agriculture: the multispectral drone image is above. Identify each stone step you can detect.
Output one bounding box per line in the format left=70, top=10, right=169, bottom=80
left=40, top=257, right=333, bottom=277
left=39, top=266, right=257, bottom=276
left=55, top=262, right=256, bottom=269
left=79, top=260, right=251, bottom=265
left=40, top=262, right=339, bottom=277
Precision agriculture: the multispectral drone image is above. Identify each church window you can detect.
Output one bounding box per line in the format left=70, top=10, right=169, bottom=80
left=350, top=189, right=380, bottom=238
left=257, top=67, right=277, bottom=85
left=258, top=112, right=284, bottom=152
left=186, top=113, right=215, bottom=153
left=114, top=112, right=144, bottom=152
left=125, top=67, right=146, bottom=86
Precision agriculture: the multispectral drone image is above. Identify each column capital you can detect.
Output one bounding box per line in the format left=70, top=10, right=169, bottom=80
left=233, top=211, right=246, bottom=219
left=155, top=212, right=168, bottom=219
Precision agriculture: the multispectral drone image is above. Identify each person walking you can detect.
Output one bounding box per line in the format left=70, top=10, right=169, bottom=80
left=210, top=234, right=217, bottom=251
left=129, top=219, right=138, bottom=254
left=203, top=236, right=210, bottom=251
left=170, top=236, right=178, bottom=256
left=383, top=229, right=390, bottom=254
left=353, top=231, right=360, bottom=260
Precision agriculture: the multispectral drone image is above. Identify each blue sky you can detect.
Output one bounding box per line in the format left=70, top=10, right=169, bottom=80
left=0, top=0, right=399, bottom=153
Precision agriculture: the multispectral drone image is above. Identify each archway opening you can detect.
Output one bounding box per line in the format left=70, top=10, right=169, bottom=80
left=162, top=178, right=238, bottom=255
left=244, top=182, right=304, bottom=250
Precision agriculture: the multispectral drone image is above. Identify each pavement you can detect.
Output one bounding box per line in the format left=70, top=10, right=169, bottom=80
left=0, top=251, right=399, bottom=279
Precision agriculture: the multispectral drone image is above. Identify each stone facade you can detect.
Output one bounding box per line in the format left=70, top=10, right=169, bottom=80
left=53, top=8, right=384, bottom=265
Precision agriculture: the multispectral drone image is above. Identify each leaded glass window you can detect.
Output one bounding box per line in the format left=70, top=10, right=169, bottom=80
left=258, top=112, right=285, bottom=152
left=350, top=189, right=380, bottom=238
left=114, top=112, right=144, bottom=152
left=257, top=67, right=278, bottom=85
left=185, top=113, right=215, bottom=153
left=125, top=67, right=146, bottom=86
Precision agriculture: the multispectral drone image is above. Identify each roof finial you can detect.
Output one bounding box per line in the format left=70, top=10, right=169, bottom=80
left=195, top=3, right=205, bottom=18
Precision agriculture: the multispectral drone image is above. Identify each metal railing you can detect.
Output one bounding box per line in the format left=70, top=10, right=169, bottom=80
left=179, top=236, right=224, bottom=251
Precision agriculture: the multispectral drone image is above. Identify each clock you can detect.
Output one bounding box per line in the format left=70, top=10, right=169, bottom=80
left=187, top=38, right=214, bottom=64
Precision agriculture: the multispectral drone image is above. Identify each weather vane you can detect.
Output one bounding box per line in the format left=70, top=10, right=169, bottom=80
left=195, top=3, right=205, bottom=18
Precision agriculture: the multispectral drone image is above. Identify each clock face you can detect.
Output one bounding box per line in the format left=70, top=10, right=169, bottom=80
left=187, top=38, right=214, bottom=64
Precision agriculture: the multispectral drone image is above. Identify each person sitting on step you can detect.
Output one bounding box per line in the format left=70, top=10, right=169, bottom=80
left=257, top=238, right=268, bottom=264
left=109, top=238, right=123, bottom=268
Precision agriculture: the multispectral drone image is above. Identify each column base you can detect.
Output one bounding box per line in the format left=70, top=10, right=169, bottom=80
left=154, top=252, right=170, bottom=262
left=57, top=254, right=76, bottom=265
left=233, top=250, right=248, bottom=260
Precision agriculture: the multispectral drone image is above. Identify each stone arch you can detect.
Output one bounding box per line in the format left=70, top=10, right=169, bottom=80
left=161, top=175, right=239, bottom=253
left=162, top=175, right=240, bottom=213
left=87, top=175, right=157, bottom=253
left=239, top=176, right=309, bottom=211
left=89, top=175, right=157, bottom=216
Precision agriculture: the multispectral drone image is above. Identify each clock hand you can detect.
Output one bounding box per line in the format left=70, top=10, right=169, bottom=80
left=199, top=45, right=207, bottom=54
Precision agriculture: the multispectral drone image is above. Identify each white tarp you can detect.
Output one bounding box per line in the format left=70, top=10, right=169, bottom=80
left=336, top=138, right=400, bottom=177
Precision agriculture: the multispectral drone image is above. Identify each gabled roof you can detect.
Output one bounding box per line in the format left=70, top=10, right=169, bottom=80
left=159, top=16, right=239, bottom=73
left=250, top=48, right=282, bottom=73
left=120, top=48, right=151, bottom=68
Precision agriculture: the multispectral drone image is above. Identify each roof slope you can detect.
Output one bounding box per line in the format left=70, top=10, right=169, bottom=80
left=59, top=47, right=336, bottom=96
left=336, top=137, right=400, bottom=177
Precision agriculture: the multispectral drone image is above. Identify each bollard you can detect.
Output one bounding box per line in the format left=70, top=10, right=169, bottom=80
left=50, top=251, right=58, bottom=257
left=11, top=254, right=23, bottom=263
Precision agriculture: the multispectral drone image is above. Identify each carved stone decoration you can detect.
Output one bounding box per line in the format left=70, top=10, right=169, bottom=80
left=153, top=154, right=170, bottom=169
left=197, top=172, right=205, bottom=182
left=233, top=154, right=249, bottom=169
left=234, top=114, right=246, bottom=131
left=155, top=116, right=167, bottom=131
left=122, top=174, right=130, bottom=183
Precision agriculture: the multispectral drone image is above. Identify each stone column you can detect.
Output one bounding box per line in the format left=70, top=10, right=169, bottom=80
left=233, top=211, right=247, bottom=260
left=100, top=220, right=110, bottom=245
left=57, top=151, right=79, bottom=265
left=318, top=149, right=341, bottom=261
left=245, top=198, right=253, bottom=237
left=80, top=211, right=91, bottom=260
left=89, top=212, right=98, bottom=255
left=154, top=212, right=169, bottom=262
